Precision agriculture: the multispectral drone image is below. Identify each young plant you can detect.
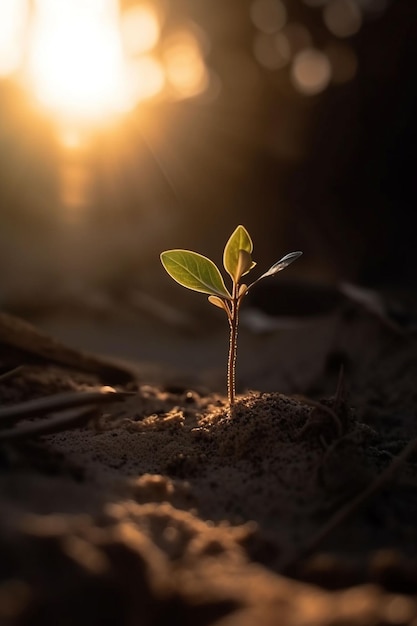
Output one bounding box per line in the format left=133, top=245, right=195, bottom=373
left=160, top=226, right=302, bottom=410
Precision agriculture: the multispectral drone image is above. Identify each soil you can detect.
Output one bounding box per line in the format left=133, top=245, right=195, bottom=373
left=1, top=283, right=417, bottom=626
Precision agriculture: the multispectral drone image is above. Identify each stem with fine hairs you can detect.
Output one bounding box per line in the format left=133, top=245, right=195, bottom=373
left=227, top=283, right=239, bottom=410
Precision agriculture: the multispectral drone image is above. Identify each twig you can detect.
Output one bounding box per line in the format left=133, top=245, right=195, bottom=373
left=0, top=366, right=24, bottom=381
left=0, top=406, right=98, bottom=441
left=0, top=310, right=136, bottom=383
left=0, top=389, right=133, bottom=427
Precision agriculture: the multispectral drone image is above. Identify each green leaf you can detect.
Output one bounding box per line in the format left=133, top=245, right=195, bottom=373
left=223, top=225, right=254, bottom=281
left=258, top=251, right=303, bottom=280
left=161, top=250, right=231, bottom=299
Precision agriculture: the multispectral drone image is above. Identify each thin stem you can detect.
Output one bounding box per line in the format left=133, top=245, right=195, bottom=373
left=227, top=281, right=239, bottom=410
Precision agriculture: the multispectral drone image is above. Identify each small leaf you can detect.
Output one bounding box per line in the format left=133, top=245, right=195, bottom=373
left=259, top=251, right=302, bottom=280
left=161, top=250, right=231, bottom=298
left=246, top=251, right=302, bottom=293
left=223, top=225, right=254, bottom=281
left=238, top=284, right=248, bottom=299
left=236, top=250, right=253, bottom=282
left=208, top=295, right=230, bottom=315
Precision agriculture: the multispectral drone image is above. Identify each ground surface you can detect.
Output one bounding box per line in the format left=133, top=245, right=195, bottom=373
left=1, top=281, right=417, bottom=625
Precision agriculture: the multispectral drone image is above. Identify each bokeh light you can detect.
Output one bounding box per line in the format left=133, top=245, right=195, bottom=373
left=164, top=30, right=209, bottom=98
left=291, top=48, right=332, bottom=95
left=0, top=0, right=214, bottom=143
left=126, top=56, right=165, bottom=103
left=120, top=4, right=160, bottom=56
left=250, top=0, right=287, bottom=35
left=0, top=0, right=409, bottom=310
left=1, top=0, right=382, bottom=140
left=323, top=0, right=362, bottom=38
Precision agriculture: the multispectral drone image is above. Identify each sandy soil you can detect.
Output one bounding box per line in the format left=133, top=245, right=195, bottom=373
left=1, top=284, right=417, bottom=625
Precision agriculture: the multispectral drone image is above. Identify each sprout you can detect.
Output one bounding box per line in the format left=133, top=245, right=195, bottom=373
left=161, top=226, right=302, bottom=411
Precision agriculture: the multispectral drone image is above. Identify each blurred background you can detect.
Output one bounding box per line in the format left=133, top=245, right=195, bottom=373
left=0, top=0, right=416, bottom=381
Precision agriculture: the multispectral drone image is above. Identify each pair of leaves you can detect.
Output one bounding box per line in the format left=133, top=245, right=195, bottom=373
left=160, top=225, right=253, bottom=300
left=160, top=225, right=302, bottom=301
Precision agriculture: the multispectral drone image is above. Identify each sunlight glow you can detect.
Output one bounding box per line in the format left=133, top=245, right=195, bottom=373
left=126, top=56, right=165, bottom=103
left=0, top=0, right=28, bottom=77
left=120, top=5, right=160, bottom=56
left=27, top=0, right=128, bottom=121
left=58, top=126, right=85, bottom=149
left=164, top=32, right=209, bottom=98
left=60, top=163, right=91, bottom=209
left=0, top=0, right=212, bottom=149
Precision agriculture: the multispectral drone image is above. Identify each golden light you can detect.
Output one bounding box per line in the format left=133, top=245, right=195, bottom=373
left=0, top=0, right=214, bottom=141
left=0, top=0, right=214, bottom=212
left=120, top=5, right=160, bottom=56
left=164, top=31, right=209, bottom=98
left=60, top=163, right=91, bottom=210
left=0, top=0, right=28, bottom=77
left=291, top=48, right=332, bottom=95
left=126, top=56, right=165, bottom=103
left=59, top=127, right=85, bottom=150
left=26, top=0, right=128, bottom=121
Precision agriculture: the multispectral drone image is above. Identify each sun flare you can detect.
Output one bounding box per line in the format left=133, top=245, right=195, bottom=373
left=0, top=0, right=29, bottom=77
left=5, top=0, right=165, bottom=134
left=27, top=0, right=133, bottom=122
left=0, top=0, right=211, bottom=139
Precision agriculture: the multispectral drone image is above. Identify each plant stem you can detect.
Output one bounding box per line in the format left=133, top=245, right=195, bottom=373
left=227, top=282, right=239, bottom=410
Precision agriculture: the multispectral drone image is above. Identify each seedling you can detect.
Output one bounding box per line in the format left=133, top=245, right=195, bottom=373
left=161, top=225, right=302, bottom=410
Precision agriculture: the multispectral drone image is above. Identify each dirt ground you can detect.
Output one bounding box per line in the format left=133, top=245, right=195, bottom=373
left=1, top=281, right=417, bottom=625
